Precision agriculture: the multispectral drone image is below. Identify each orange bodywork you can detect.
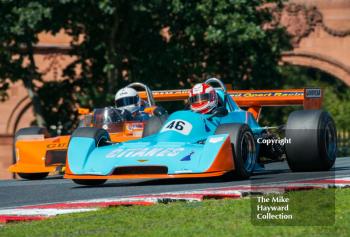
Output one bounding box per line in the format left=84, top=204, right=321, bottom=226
left=64, top=136, right=234, bottom=180
left=9, top=122, right=145, bottom=175
left=9, top=135, right=70, bottom=174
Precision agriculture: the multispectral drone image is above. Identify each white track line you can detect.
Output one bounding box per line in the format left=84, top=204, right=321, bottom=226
left=0, top=208, right=98, bottom=217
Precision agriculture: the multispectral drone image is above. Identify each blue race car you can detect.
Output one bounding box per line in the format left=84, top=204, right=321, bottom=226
left=65, top=78, right=337, bottom=185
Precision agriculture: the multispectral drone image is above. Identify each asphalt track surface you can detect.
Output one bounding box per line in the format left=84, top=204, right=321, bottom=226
left=0, top=157, right=349, bottom=209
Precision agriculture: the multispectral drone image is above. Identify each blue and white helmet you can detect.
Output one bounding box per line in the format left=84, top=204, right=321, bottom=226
left=115, top=87, right=141, bottom=113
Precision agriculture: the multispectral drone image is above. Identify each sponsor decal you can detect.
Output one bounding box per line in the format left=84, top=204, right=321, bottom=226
left=118, top=89, right=129, bottom=96
left=208, top=137, right=224, bottom=143
left=305, top=88, right=321, bottom=98
left=137, top=159, right=148, bottom=163
left=106, top=147, right=185, bottom=158
left=174, top=169, right=193, bottom=173
left=46, top=143, right=67, bottom=149
left=152, top=90, right=305, bottom=97
left=192, top=84, right=203, bottom=93
left=161, top=119, right=192, bottom=135
left=126, top=123, right=144, bottom=130
left=230, top=92, right=303, bottom=97
left=180, top=151, right=194, bottom=161
left=153, top=89, right=189, bottom=95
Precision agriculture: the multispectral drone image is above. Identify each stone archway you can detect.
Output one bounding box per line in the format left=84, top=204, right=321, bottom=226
left=5, top=96, right=32, bottom=135
left=273, top=0, right=350, bottom=86
left=282, top=51, right=350, bottom=86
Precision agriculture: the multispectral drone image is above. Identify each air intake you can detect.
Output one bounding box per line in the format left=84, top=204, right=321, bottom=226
left=112, top=166, right=168, bottom=175
left=45, top=150, right=67, bottom=166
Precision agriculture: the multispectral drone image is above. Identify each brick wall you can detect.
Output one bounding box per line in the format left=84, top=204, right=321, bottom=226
left=0, top=135, right=14, bottom=180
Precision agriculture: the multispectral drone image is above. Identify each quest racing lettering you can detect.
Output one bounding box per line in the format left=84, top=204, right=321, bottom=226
left=106, top=147, right=185, bottom=158
left=230, top=92, right=303, bottom=97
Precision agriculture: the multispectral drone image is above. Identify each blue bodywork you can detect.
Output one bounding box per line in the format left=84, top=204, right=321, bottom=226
left=67, top=90, right=264, bottom=176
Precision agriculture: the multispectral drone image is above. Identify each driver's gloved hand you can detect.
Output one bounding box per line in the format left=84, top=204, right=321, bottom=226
left=153, top=106, right=168, bottom=117
left=120, top=109, right=133, bottom=120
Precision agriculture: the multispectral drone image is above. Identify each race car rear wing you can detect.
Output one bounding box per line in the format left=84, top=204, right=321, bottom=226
left=139, top=88, right=322, bottom=108
left=139, top=88, right=322, bottom=120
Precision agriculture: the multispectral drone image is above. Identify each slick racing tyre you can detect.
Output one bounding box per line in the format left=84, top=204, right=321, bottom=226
left=72, top=179, right=107, bottom=186
left=17, top=172, right=49, bottom=180
left=285, top=110, right=337, bottom=172
left=215, top=123, right=256, bottom=179
left=142, top=114, right=168, bottom=138
left=14, top=127, right=50, bottom=180
left=71, top=127, right=111, bottom=147
left=15, top=126, right=50, bottom=139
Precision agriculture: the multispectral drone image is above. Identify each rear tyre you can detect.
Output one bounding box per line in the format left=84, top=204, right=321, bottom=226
left=142, top=115, right=168, bottom=138
left=285, top=110, right=337, bottom=171
left=15, top=127, right=50, bottom=138
left=72, top=179, right=107, bottom=186
left=14, top=127, right=50, bottom=180
left=215, top=123, right=256, bottom=179
left=17, top=172, right=49, bottom=180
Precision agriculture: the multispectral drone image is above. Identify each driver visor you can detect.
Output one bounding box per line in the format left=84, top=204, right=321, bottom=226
left=189, top=93, right=210, bottom=104
left=115, top=96, right=138, bottom=107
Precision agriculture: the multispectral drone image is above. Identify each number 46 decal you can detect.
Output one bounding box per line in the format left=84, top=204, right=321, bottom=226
left=161, top=119, right=193, bottom=135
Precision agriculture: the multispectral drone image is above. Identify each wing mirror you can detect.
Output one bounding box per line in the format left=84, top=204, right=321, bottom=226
left=207, top=107, right=228, bottom=121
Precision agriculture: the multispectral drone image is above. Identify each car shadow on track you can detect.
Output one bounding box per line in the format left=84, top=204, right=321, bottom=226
left=16, top=175, right=63, bottom=182
left=70, top=170, right=287, bottom=189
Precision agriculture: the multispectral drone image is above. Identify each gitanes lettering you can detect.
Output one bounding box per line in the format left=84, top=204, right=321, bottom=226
left=106, top=147, right=185, bottom=158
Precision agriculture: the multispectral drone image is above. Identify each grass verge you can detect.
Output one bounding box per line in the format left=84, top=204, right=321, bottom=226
left=1, top=188, right=349, bottom=237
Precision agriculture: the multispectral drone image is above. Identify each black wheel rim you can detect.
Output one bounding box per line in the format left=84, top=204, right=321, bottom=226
left=240, top=132, right=256, bottom=172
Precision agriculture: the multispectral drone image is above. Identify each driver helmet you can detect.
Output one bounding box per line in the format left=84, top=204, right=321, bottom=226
left=188, top=83, right=218, bottom=114
left=115, top=87, right=141, bottom=113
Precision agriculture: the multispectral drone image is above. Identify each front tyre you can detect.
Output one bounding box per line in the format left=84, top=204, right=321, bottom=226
left=71, top=127, right=111, bottom=147
left=215, top=123, right=256, bottom=179
left=285, top=110, right=337, bottom=171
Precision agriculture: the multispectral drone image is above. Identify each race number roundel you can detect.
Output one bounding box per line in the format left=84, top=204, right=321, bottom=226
left=161, top=119, right=192, bottom=135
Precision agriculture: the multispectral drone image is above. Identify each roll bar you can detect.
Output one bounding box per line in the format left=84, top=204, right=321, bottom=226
left=204, top=78, right=227, bottom=93
left=127, top=82, right=156, bottom=107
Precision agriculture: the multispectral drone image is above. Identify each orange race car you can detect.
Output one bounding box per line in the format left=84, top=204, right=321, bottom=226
left=9, top=82, right=167, bottom=180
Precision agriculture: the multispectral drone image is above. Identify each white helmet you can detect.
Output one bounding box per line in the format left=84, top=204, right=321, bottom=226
left=115, top=87, right=141, bottom=113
